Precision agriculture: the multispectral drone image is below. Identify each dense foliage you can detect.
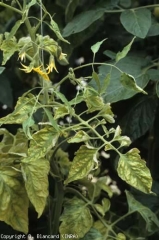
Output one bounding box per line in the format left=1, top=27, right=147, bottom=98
left=0, top=0, right=159, bottom=239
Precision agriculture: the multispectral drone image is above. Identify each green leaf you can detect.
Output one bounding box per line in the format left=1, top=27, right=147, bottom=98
left=80, top=228, right=103, bottom=240
left=126, top=191, right=159, bottom=233
left=120, top=9, right=151, bottom=38
left=91, top=38, right=107, bottom=55
left=90, top=55, right=150, bottom=103
left=64, top=145, right=98, bottom=184
left=0, top=35, right=18, bottom=65
left=120, top=73, right=147, bottom=94
left=117, top=233, right=126, bottom=240
left=147, top=18, right=159, bottom=37
left=0, top=66, right=5, bottom=74
left=116, top=37, right=136, bottom=62
left=6, top=14, right=26, bottom=40
left=63, top=9, right=105, bottom=37
left=119, top=0, right=131, bottom=8
left=60, top=197, right=93, bottom=239
left=120, top=96, right=158, bottom=141
left=147, top=69, right=159, bottom=81
left=117, top=148, right=152, bottom=193
left=65, top=0, right=80, bottom=23
left=100, top=73, right=110, bottom=94
left=102, top=198, right=111, bottom=213
left=156, top=81, right=159, bottom=98
left=94, top=203, right=106, bottom=216
left=21, top=126, right=59, bottom=217
left=68, top=131, right=90, bottom=143
left=93, top=220, right=108, bottom=236
left=0, top=93, right=40, bottom=126
left=98, top=103, right=115, bottom=123
left=0, top=167, right=29, bottom=233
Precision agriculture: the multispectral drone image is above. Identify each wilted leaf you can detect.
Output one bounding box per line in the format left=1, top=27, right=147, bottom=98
left=60, top=197, right=93, bottom=239
left=54, top=105, right=69, bottom=119
left=116, top=37, right=135, bottom=62
left=64, top=145, right=98, bottom=184
left=120, top=73, right=147, bottom=94
left=120, top=9, right=151, bottom=38
left=63, top=9, right=105, bottom=37
left=126, top=191, right=159, bottom=233
left=117, top=148, right=152, bottom=193
left=0, top=167, right=29, bottom=233
left=50, top=18, right=70, bottom=44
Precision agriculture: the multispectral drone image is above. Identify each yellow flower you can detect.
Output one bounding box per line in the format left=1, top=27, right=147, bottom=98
left=20, top=64, right=50, bottom=81
left=46, top=55, right=58, bottom=74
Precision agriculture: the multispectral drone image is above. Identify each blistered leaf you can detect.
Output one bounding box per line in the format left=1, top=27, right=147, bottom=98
left=63, top=9, right=105, bottom=37
left=120, top=73, right=147, bottom=94
left=68, top=131, right=90, bottom=143
left=117, top=148, right=152, bottom=193
left=0, top=167, right=29, bottom=233
left=0, top=93, right=40, bottom=126
left=116, top=37, right=136, bottom=62
left=60, top=197, right=93, bottom=239
left=120, top=9, right=151, bottom=38
left=64, top=145, right=98, bottom=184
left=91, top=38, right=107, bottom=55
left=126, top=191, right=159, bottom=233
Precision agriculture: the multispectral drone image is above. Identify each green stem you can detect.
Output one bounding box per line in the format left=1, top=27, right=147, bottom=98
left=0, top=2, right=22, bottom=14
left=104, top=4, right=159, bottom=13
left=54, top=75, right=70, bottom=90
left=111, top=210, right=137, bottom=227
left=74, top=62, right=122, bottom=73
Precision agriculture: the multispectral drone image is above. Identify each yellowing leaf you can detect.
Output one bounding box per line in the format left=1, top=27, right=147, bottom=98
left=93, top=220, right=108, bottom=236
left=98, top=103, right=115, bottom=123
left=21, top=157, right=49, bottom=218
left=54, top=105, right=69, bottom=119
left=68, top=130, right=90, bottom=143
left=0, top=167, right=29, bottom=233
left=60, top=197, right=93, bottom=239
left=64, top=145, right=98, bottom=184
left=0, top=93, right=40, bottom=126
left=117, top=148, right=152, bottom=193
left=21, top=126, right=59, bottom=217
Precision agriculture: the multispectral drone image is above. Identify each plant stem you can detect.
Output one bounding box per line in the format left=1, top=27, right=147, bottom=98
left=0, top=2, right=22, bottom=14
left=74, top=62, right=122, bottom=73
left=104, top=4, right=159, bottom=13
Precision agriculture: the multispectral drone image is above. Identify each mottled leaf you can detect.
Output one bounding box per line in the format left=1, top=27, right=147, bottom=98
left=117, top=149, right=152, bottom=193
left=120, top=9, right=151, bottom=38
left=68, top=131, right=90, bottom=143
left=60, top=197, right=93, bottom=239
left=54, top=105, right=69, bottom=119
left=0, top=167, right=29, bottom=233
left=64, top=145, right=98, bottom=184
